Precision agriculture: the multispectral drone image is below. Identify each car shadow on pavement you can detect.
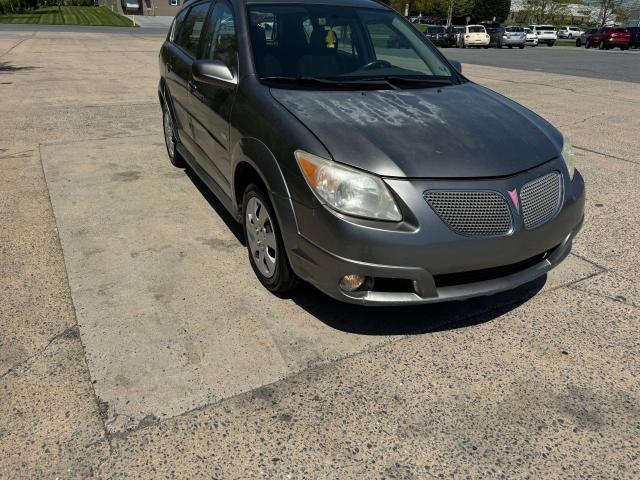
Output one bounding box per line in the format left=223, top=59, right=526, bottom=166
left=185, top=167, right=245, bottom=244
left=285, top=277, right=546, bottom=335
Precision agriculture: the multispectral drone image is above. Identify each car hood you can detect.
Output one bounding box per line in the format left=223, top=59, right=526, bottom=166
left=270, top=83, right=562, bottom=178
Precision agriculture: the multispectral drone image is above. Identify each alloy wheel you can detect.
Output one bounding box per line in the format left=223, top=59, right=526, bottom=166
left=163, top=107, right=175, bottom=160
left=245, top=196, right=277, bottom=278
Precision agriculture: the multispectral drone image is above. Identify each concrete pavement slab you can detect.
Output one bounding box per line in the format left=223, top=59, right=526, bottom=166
left=101, top=288, right=639, bottom=479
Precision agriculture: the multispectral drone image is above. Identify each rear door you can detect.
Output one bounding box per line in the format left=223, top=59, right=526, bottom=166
left=189, top=0, right=239, bottom=194
left=165, top=1, right=212, bottom=149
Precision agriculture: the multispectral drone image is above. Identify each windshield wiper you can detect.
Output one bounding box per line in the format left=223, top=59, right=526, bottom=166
left=381, top=76, right=454, bottom=88
left=259, top=76, right=391, bottom=89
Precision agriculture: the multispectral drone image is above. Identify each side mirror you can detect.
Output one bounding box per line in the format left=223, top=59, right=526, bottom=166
left=192, top=59, right=237, bottom=86
left=449, top=60, right=462, bottom=74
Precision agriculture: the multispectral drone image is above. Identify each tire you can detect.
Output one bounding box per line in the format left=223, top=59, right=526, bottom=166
left=243, top=184, right=298, bottom=293
left=620, top=45, right=629, bottom=50
left=508, top=45, right=513, bottom=49
left=599, top=40, right=605, bottom=50
left=483, top=46, right=489, bottom=49
left=519, top=44, right=524, bottom=49
left=585, top=41, right=590, bottom=49
left=162, top=99, right=185, bottom=168
left=576, top=39, right=581, bottom=47
left=547, top=42, right=554, bottom=47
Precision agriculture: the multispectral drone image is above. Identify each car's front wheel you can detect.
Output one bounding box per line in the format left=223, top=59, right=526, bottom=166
left=243, top=184, right=297, bottom=293
left=162, top=101, right=185, bottom=168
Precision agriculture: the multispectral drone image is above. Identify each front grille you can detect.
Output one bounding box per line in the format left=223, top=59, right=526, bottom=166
left=520, top=172, right=562, bottom=230
left=424, top=190, right=512, bottom=237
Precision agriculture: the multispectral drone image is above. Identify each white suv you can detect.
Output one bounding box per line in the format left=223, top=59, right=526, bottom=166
left=528, top=25, right=558, bottom=46
left=558, top=26, right=582, bottom=39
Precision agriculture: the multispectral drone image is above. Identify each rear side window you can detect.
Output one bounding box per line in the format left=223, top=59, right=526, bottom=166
left=174, top=1, right=212, bottom=57
left=613, top=28, right=628, bottom=33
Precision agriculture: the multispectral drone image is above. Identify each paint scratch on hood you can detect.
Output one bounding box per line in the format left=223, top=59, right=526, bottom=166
left=278, top=91, right=445, bottom=127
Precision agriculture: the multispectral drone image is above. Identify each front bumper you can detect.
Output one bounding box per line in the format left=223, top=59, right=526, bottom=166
left=284, top=160, right=585, bottom=306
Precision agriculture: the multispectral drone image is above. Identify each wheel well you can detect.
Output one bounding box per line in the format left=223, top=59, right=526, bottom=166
left=234, top=162, right=266, bottom=210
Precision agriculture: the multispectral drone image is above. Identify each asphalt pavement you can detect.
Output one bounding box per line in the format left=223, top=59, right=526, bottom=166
left=442, top=45, right=640, bottom=83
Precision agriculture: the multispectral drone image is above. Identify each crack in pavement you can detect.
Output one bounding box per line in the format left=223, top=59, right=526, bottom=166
left=0, top=34, right=34, bottom=57
left=574, top=145, right=639, bottom=166
left=0, top=326, right=79, bottom=379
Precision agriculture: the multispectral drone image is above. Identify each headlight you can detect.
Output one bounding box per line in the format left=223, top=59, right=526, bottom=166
left=561, top=133, right=575, bottom=180
left=295, top=150, right=402, bottom=222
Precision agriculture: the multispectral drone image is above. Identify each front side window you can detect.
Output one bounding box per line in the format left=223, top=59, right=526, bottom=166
left=247, top=5, right=454, bottom=83
left=200, top=1, right=238, bottom=71
left=174, top=1, right=211, bottom=57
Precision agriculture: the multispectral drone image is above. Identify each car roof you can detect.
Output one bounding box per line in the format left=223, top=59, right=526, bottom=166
left=244, top=0, right=387, bottom=8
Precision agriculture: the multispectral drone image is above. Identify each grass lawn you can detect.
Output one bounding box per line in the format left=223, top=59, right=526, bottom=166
left=555, top=39, right=579, bottom=47
left=0, top=6, right=133, bottom=27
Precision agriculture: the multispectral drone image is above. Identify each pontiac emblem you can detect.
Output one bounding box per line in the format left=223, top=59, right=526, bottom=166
left=508, top=189, right=519, bottom=211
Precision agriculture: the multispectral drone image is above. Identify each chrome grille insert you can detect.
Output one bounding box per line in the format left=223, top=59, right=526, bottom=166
left=520, top=172, right=562, bottom=230
left=424, top=190, right=512, bottom=237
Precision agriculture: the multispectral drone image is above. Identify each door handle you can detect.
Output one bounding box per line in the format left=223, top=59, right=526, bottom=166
left=166, top=62, right=173, bottom=73
left=187, top=80, right=198, bottom=93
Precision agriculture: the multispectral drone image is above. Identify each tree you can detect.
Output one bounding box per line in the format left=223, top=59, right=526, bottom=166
left=473, top=0, right=512, bottom=22
left=521, top=0, right=572, bottom=24
left=443, top=0, right=475, bottom=25
left=596, top=0, right=623, bottom=25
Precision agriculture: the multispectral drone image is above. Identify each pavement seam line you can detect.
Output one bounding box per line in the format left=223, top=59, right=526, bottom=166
left=566, top=283, right=639, bottom=310
left=0, top=327, right=76, bottom=379
left=574, top=145, right=639, bottom=166
left=35, top=142, right=116, bottom=458
left=0, top=34, right=33, bottom=58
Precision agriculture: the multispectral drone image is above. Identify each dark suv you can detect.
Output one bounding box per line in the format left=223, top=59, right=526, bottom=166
left=159, top=0, right=584, bottom=305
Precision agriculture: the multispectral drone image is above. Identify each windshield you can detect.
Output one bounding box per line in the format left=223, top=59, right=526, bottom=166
left=247, top=5, right=455, bottom=84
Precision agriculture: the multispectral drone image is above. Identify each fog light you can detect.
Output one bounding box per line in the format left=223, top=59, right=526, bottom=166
left=339, top=274, right=367, bottom=292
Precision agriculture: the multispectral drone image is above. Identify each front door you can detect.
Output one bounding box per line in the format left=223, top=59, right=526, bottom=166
left=189, top=0, right=238, bottom=196
left=166, top=0, right=212, bottom=148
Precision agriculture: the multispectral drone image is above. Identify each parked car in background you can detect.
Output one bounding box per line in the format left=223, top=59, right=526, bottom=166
left=447, top=25, right=466, bottom=47
left=576, top=28, right=598, bottom=47
left=558, top=26, right=582, bottom=38
left=424, top=25, right=448, bottom=47
left=486, top=26, right=506, bottom=48
left=458, top=25, right=490, bottom=48
left=502, top=26, right=526, bottom=48
left=159, top=0, right=584, bottom=305
left=627, top=26, right=640, bottom=48
left=528, top=25, right=557, bottom=46
left=524, top=27, right=538, bottom=46
left=586, top=27, right=631, bottom=50
left=121, top=0, right=140, bottom=12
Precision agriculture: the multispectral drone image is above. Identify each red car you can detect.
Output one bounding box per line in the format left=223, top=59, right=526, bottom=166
left=586, top=27, right=631, bottom=50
